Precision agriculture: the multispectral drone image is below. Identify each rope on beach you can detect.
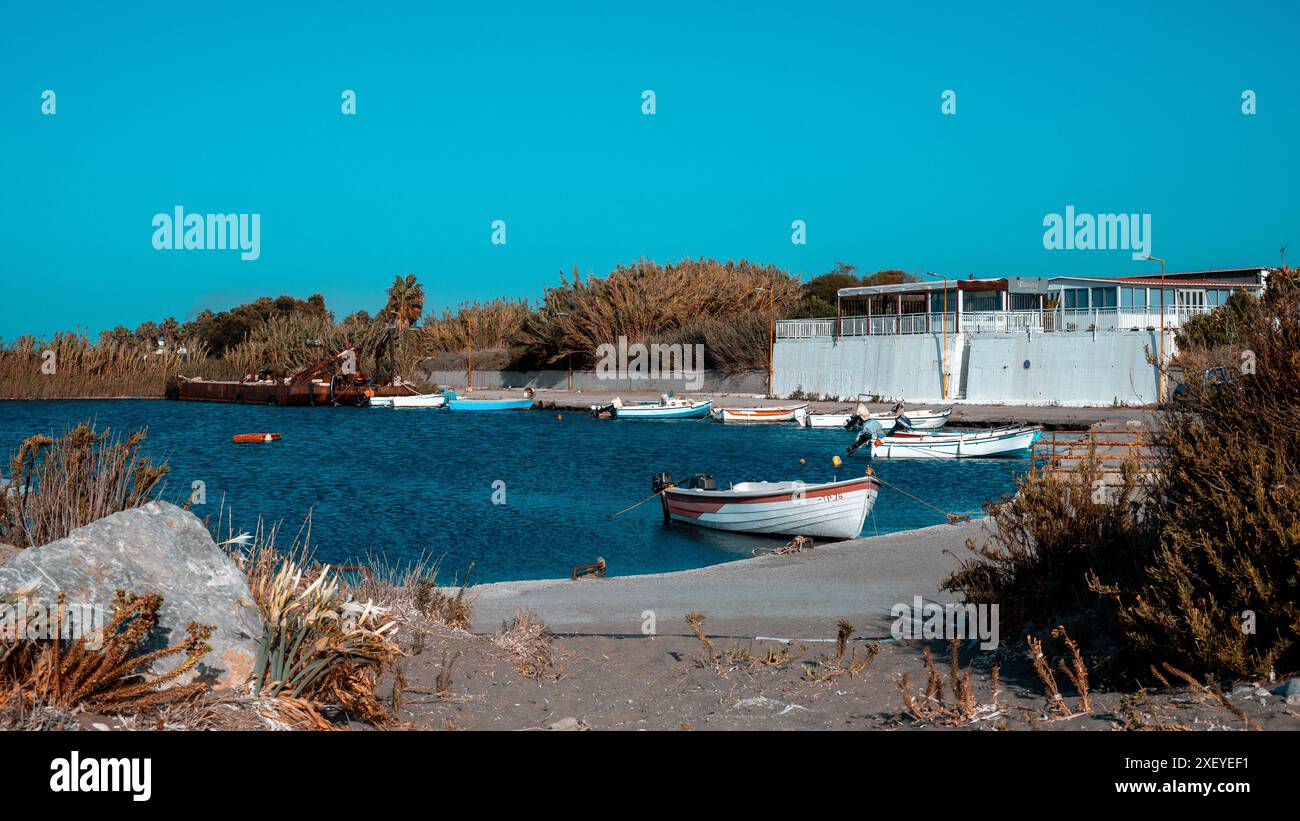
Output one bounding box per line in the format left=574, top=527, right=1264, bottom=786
left=871, top=472, right=971, bottom=525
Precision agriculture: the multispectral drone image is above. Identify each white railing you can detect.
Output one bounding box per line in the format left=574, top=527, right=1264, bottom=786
left=776, top=306, right=1216, bottom=339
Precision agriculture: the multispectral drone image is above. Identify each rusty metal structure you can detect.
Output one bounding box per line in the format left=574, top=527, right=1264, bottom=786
left=167, top=346, right=412, bottom=406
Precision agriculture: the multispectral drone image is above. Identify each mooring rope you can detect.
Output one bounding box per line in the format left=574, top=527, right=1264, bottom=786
left=870, top=471, right=971, bottom=525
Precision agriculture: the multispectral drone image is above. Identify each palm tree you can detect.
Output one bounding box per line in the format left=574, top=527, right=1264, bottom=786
left=383, top=274, right=425, bottom=334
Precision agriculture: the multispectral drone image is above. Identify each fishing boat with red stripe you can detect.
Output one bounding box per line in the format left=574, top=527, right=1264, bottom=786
left=652, top=472, right=880, bottom=540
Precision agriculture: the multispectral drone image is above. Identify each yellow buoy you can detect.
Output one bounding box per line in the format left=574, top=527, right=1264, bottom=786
left=831, top=455, right=843, bottom=468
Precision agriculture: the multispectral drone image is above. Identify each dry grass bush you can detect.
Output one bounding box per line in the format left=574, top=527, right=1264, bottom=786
left=941, top=452, right=1153, bottom=649
left=0, top=422, right=169, bottom=548
left=347, top=553, right=475, bottom=632
left=224, top=514, right=404, bottom=726
left=803, top=619, right=878, bottom=683
left=490, top=608, right=557, bottom=679
left=0, top=591, right=213, bottom=715
left=412, top=299, right=533, bottom=354
left=899, top=639, right=1002, bottom=725
left=1097, top=269, right=1300, bottom=679
left=684, top=611, right=806, bottom=675
left=943, top=271, right=1300, bottom=683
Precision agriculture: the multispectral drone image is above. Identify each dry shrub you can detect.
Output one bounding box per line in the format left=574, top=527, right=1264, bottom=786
left=685, top=611, right=805, bottom=675
left=899, top=639, right=1001, bottom=725
left=347, top=554, right=475, bottom=631
left=941, top=452, right=1153, bottom=647
left=945, top=270, right=1300, bottom=683
left=491, top=608, right=556, bottom=679
left=0, top=422, right=169, bottom=548
left=0, top=590, right=213, bottom=715
left=227, top=514, right=403, bottom=726
left=1099, top=269, right=1300, bottom=679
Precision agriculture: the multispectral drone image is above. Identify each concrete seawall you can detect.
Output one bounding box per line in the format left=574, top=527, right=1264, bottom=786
left=773, top=330, right=1173, bottom=406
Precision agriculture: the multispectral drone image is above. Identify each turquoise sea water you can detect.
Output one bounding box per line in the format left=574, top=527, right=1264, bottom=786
left=0, top=401, right=1028, bottom=583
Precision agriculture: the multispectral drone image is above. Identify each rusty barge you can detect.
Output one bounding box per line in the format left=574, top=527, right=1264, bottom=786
left=166, top=347, right=416, bottom=407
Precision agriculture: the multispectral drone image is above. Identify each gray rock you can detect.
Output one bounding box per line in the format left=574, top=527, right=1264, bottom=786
left=0, top=501, right=262, bottom=689
left=0, top=543, right=21, bottom=565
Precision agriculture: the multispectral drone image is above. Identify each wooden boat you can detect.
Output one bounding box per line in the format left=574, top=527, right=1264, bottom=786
left=591, top=395, right=713, bottom=420
left=896, top=407, right=952, bottom=430
left=231, top=433, right=281, bottom=443
left=852, top=425, right=1042, bottom=459
left=368, top=391, right=447, bottom=409
left=711, top=403, right=808, bottom=423
left=793, top=408, right=857, bottom=428
left=444, top=389, right=534, bottom=411
left=654, top=472, right=879, bottom=540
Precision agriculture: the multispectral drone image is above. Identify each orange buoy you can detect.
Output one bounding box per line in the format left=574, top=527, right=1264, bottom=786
left=799, top=458, right=806, bottom=465
left=556, top=414, right=563, bottom=422
left=232, top=433, right=280, bottom=443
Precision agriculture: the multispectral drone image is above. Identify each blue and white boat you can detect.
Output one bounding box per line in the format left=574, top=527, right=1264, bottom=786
left=591, top=395, right=713, bottom=420
left=444, top=390, right=534, bottom=411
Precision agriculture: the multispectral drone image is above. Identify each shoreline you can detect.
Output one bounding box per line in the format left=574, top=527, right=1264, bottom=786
left=2, top=390, right=1155, bottom=431
left=467, top=519, right=986, bottom=635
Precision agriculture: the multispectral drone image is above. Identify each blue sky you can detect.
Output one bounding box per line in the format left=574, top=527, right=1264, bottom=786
left=1, top=0, right=1296, bottom=338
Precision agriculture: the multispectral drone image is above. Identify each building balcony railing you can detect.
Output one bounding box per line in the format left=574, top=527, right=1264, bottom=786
left=775, top=306, right=1215, bottom=339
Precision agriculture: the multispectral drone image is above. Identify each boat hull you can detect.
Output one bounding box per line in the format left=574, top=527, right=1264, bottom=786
left=446, top=398, right=533, bottom=411
left=713, top=403, right=808, bottom=423
left=369, top=393, right=447, bottom=409
left=896, top=408, right=952, bottom=430
left=661, top=476, right=879, bottom=539
left=869, top=426, right=1042, bottom=458
left=615, top=400, right=713, bottom=419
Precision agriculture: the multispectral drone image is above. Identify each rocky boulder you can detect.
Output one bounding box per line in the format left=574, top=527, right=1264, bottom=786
left=0, top=501, right=263, bottom=689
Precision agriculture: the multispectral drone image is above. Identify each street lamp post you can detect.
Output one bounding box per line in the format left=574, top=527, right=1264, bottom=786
left=757, top=286, right=776, bottom=396
left=923, top=272, right=949, bottom=399
left=467, top=313, right=473, bottom=392
left=1142, top=255, right=1166, bottom=402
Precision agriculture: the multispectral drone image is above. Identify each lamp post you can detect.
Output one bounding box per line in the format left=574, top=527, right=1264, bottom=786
left=923, top=272, right=949, bottom=399
left=556, top=311, right=572, bottom=391
left=1142, top=255, right=1166, bottom=402
left=467, top=312, right=473, bottom=392
left=756, top=286, right=775, bottom=396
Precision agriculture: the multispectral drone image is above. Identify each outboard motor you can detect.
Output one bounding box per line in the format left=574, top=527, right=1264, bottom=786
left=651, top=472, right=674, bottom=494
left=843, top=413, right=864, bottom=430
left=688, top=473, right=717, bottom=490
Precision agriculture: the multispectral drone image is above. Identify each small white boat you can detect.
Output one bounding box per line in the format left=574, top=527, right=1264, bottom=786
left=591, top=395, right=713, bottom=420
left=712, top=403, right=808, bottom=423
left=794, top=408, right=857, bottom=429
left=368, top=392, right=447, bottom=409
left=854, top=425, right=1042, bottom=459
left=655, top=472, right=880, bottom=540
left=897, top=407, right=952, bottom=430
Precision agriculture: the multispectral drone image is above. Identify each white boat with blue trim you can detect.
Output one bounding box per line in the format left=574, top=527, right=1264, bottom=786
left=851, top=424, right=1042, bottom=458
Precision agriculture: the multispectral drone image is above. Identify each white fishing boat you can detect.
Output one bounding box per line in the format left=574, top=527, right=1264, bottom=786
left=711, top=403, right=808, bottom=423
left=590, top=395, right=713, bottom=420
left=897, top=407, right=952, bottom=430
left=852, top=425, right=1042, bottom=459
left=368, top=392, right=447, bottom=409
left=654, top=472, right=880, bottom=540
left=793, top=407, right=857, bottom=429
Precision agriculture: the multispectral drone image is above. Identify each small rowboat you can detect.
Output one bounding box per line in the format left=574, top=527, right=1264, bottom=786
left=444, top=389, right=533, bottom=411
left=654, top=472, right=879, bottom=540
left=853, top=425, right=1041, bottom=459
left=711, top=403, right=808, bottom=423
left=368, top=392, right=447, bottom=409
left=592, top=395, right=713, bottom=420
left=897, top=407, right=952, bottom=430
left=793, top=405, right=869, bottom=429
left=232, top=433, right=280, bottom=443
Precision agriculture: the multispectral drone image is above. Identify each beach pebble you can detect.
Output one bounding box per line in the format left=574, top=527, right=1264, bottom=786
left=547, top=717, right=589, bottom=731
